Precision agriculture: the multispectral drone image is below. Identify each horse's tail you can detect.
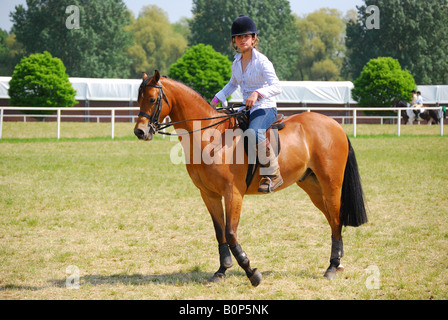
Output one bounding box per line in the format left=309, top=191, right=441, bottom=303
left=340, top=137, right=368, bottom=227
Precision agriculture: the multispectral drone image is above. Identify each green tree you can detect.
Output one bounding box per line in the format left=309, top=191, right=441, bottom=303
left=9, top=51, right=77, bottom=116
left=172, top=17, right=191, bottom=40
left=352, top=57, right=416, bottom=115
left=310, top=59, right=340, bottom=81
left=10, top=0, right=132, bottom=78
left=168, top=44, right=232, bottom=101
left=0, top=30, right=25, bottom=76
left=294, top=8, right=346, bottom=81
left=345, top=0, right=448, bottom=84
left=126, top=5, right=188, bottom=78
left=189, top=0, right=298, bottom=80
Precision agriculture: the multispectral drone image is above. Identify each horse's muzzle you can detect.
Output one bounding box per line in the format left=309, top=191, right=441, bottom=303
left=134, top=127, right=154, bottom=141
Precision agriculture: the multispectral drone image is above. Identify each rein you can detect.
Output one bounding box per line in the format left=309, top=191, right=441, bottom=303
left=138, top=80, right=246, bottom=136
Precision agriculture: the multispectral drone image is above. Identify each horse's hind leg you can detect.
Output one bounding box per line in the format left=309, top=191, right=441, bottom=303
left=200, top=191, right=233, bottom=282
left=321, top=182, right=345, bottom=280
left=297, top=178, right=344, bottom=280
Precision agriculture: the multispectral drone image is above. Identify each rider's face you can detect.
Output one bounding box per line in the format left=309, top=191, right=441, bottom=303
left=235, top=34, right=255, bottom=53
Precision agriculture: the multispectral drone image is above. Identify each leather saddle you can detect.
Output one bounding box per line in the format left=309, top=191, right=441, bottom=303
left=235, top=110, right=286, bottom=132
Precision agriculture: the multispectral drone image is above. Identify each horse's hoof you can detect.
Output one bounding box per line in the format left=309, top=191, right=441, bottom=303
left=324, top=266, right=337, bottom=280
left=209, top=272, right=226, bottom=283
left=249, top=268, right=262, bottom=287
left=324, top=270, right=336, bottom=280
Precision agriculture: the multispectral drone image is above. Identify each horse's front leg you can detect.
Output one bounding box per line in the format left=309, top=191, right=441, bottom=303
left=200, top=191, right=233, bottom=282
left=224, top=190, right=262, bottom=287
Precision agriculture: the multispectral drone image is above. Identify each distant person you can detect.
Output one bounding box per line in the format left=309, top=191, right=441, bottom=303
left=414, top=91, right=424, bottom=119
left=410, top=90, right=417, bottom=106
left=414, top=91, right=423, bottom=108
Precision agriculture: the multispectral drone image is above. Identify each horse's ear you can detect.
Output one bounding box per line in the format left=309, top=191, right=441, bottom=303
left=154, top=70, right=160, bottom=83
left=142, top=72, right=148, bottom=80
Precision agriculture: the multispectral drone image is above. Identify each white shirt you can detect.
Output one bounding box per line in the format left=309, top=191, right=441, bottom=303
left=215, top=48, right=282, bottom=112
left=415, top=95, right=423, bottom=104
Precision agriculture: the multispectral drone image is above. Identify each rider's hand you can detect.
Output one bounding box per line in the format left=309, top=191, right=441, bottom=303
left=245, top=91, right=259, bottom=109
left=210, top=96, right=220, bottom=109
left=210, top=100, right=219, bottom=109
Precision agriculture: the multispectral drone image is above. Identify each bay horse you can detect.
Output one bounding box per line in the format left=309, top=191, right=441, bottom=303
left=134, top=70, right=368, bottom=286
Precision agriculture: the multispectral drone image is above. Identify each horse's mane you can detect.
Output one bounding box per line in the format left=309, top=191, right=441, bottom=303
left=161, top=75, right=214, bottom=109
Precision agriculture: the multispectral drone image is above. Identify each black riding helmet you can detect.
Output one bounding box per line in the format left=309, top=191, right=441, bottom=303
left=231, top=15, right=257, bottom=37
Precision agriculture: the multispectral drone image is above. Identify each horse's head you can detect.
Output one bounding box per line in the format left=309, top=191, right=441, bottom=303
left=134, top=70, right=171, bottom=141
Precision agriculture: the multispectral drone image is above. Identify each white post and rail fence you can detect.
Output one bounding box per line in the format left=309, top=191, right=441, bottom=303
left=0, top=106, right=444, bottom=140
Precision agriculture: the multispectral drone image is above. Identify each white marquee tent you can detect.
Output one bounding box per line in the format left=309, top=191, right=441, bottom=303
left=229, top=81, right=357, bottom=104
left=1, top=76, right=447, bottom=105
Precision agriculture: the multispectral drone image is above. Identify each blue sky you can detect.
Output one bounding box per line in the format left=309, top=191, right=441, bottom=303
left=0, top=0, right=364, bottom=32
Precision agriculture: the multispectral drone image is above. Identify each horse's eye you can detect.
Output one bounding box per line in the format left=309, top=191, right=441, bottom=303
left=149, top=98, right=156, bottom=103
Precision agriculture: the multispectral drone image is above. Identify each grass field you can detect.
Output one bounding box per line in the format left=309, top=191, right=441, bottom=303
left=0, top=122, right=447, bottom=300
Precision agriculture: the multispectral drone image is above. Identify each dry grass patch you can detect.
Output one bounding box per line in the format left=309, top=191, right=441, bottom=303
left=0, top=123, right=447, bottom=299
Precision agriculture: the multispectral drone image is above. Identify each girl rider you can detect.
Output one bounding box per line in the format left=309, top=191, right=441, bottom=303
left=210, top=15, right=283, bottom=193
